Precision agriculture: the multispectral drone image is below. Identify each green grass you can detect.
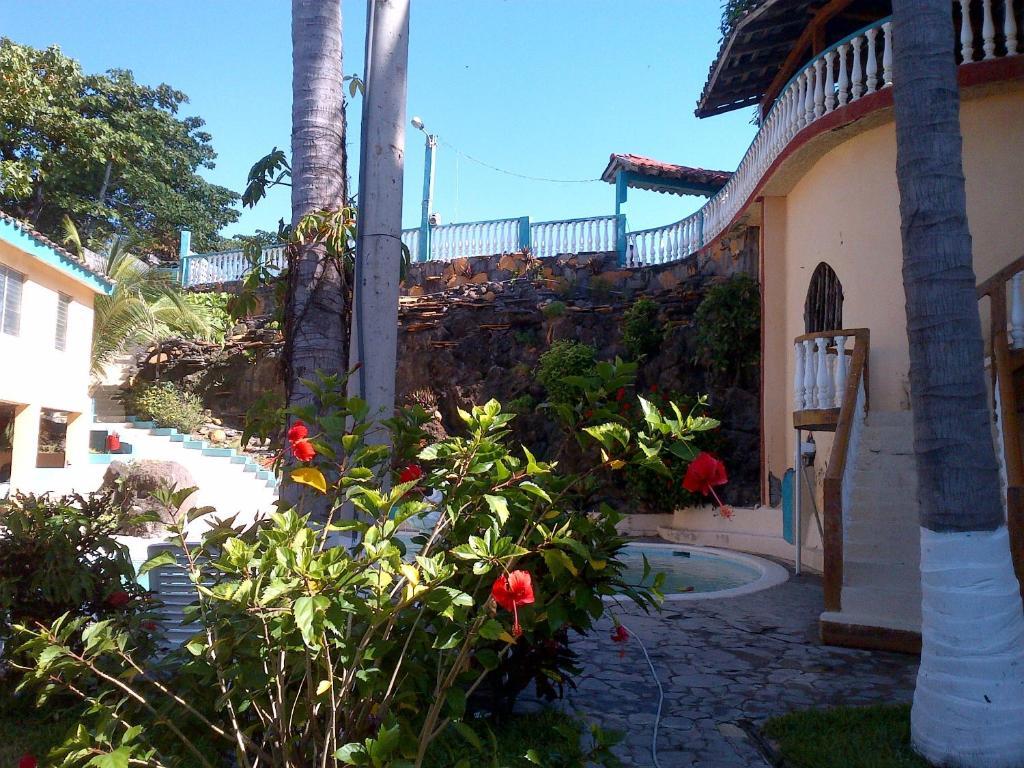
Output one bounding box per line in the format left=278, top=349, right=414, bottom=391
left=764, top=704, right=932, bottom=768
left=424, top=710, right=609, bottom=768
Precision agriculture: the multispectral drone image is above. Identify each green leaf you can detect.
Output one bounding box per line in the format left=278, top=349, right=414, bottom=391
left=484, top=494, right=510, bottom=524
left=293, top=595, right=329, bottom=646
left=137, top=550, right=178, bottom=577
left=583, top=422, right=630, bottom=449
left=87, top=747, right=131, bottom=768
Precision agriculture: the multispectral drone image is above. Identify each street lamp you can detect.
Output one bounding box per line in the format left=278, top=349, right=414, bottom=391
left=412, top=116, right=437, bottom=262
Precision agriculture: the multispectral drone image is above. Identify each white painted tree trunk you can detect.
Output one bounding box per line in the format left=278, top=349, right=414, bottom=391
left=913, top=526, right=1024, bottom=767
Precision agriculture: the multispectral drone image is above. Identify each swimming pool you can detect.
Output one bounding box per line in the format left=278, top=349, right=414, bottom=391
left=618, top=542, right=788, bottom=600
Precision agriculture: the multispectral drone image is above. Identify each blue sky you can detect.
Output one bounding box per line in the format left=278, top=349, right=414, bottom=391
left=2, top=1, right=757, bottom=241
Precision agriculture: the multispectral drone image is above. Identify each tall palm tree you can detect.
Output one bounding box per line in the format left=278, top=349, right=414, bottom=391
left=63, top=218, right=216, bottom=376
left=287, top=0, right=347, bottom=401
left=891, top=2, right=1024, bottom=765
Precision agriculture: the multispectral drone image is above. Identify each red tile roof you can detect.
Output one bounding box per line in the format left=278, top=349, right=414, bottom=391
left=601, top=153, right=732, bottom=194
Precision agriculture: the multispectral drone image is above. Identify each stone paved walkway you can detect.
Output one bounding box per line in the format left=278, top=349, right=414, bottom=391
left=563, top=569, right=919, bottom=767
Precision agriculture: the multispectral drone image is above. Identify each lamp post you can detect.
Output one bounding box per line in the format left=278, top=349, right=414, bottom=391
left=412, top=116, right=437, bottom=262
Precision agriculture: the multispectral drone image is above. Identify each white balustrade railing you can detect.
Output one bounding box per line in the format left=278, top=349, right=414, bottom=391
left=429, top=218, right=522, bottom=261
left=401, top=228, right=421, bottom=263
left=625, top=215, right=703, bottom=267
left=183, top=245, right=287, bottom=287
left=793, top=332, right=854, bottom=411
left=530, top=216, right=617, bottom=259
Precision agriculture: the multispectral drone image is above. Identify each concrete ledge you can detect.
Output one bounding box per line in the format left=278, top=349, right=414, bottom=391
left=616, top=513, right=673, bottom=537
left=820, top=613, right=921, bottom=654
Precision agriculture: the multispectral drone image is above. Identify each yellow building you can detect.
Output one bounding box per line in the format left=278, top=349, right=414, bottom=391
left=643, top=0, right=1023, bottom=652
left=0, top=212, right=113, bottom=494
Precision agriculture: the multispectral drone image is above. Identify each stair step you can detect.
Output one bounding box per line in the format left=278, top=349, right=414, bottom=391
left=169, top=434, right=186, bottom=443
left=183, top=440, right=206, bottom=450
left=132, top=420, right=157, bottom=429
left=256, top=470, right=271, bottom=480
left=150, top=428, right=177, bottom=437
left=230, top=455, right=249, bottom=465
left=201, top=447, right=235, bottom=458
left=243, top=463, right=258, bottom=473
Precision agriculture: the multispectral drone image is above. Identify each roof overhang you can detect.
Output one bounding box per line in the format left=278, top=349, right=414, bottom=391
left=0, top=214, right=114, bottom=295
left=601, top=153, right=731, bottom=197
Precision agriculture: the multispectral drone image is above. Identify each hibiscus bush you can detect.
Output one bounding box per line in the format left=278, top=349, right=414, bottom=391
left=14, top=372, right=718, bottom=767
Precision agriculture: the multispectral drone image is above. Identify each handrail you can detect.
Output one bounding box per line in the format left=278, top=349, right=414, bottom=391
left=820, top=328, right=870, bottom=612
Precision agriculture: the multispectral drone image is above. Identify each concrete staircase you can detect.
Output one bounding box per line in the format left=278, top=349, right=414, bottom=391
left=820, top=410, right=922, bottom=640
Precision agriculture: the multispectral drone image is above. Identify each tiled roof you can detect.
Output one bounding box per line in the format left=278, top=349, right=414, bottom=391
left=0, top=211, right=113, bottom=290
left=601, top=153, right=732, bottom=194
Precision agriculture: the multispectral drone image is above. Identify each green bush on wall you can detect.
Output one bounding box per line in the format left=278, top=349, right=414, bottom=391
left=693, top=273, right=760, bottom=382
left=124, top=381, right=205, bottom=434
left=620, top=297, right=665, bottom=360
left=536, top=340, right=596, bottom=404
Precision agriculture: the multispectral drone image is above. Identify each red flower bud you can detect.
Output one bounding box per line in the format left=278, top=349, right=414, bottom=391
left=106, top=590, right=130, bottom=609
left=19, top=754, right=38, bottom=768
left=615, top=387, right=626, bottom=401
left=611, top=624, right=630, bottom=643
left=398, top=464, right=424, bottom=484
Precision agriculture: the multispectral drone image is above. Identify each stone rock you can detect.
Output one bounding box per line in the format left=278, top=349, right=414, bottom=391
left=210, top=428, right=227, bottom=444
left=101, top=459, right=196, bottom=534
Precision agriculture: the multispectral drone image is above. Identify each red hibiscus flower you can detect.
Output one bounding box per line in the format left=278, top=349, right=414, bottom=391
left=142, top=620, right=158, bottom=632
left=615, top=387, right=627, bottom=401
left=611, top=624, right=629, bottom=643
left=398, top=464, right=424, bottom=484
left=287, top=420, right=308, bottom=443
left=492, top=570, right=535, bottom=638
left=291, top=439, right=316, bottom=462
left=648, top=384, right=658, bottom=393
left=106, top=590, right=130, bottom=609
left=683, top=452, right=733, bottom=518
left=19, top=755, right=37, bottom=768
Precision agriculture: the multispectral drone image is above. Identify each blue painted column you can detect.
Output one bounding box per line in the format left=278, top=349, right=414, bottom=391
left=418, top=134, right=437, bottom=262
left=177, top=230, right=191, bottom=286
left=518, top=216, right=531, bottom=252
left=615, top=171, right=629, bottom=265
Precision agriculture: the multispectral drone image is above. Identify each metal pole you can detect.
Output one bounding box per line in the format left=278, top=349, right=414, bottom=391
left=418, top=133, right=437, bottom=262
left=350, top=0, right=410, bottom=441
left=794, top=429, right=802, bottom=575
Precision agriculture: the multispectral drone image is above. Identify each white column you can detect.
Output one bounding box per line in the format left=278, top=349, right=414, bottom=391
left=815, top=336, right=834, bottom=409
left=833, top=335, right=849, bottom=408
left=1006, top=0, right=1019, bottom=55
left=1011, top=272, right=1024, bottom=348
left=983, top=0, right=996, bottom=58
left=961, top=0, right=976, bottom=61
left=794, top=342, right=807, bottom=410
left=802, top=339, right=816, bottom=407
left=851, top=36, right=865, bottom=99
left=824, top=51, right=837, bottom=112
left=882, top=21, right=894, bottom=86
left=803, top=68, right=815, bottom=124
left=813, top=58, right=825, bottom=118
left=865, top=27, right=879, bottom=93
left=838, top=44, right=850, bottom=105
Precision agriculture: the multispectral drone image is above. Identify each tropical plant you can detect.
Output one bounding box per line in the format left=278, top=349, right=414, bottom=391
left=890, top=2, right=1024, bottom=765
left=0, top=38, right=238, bottom=257
left=620, top=297, right=665, bottom=360
left=692, top=273, right=760, bottom=383
left=536, top=340, right=597, bottom=405
left=63, top=221, right=219, bottom=375
left=12, top=373, right=718, bottom=767
left=123, top=381, right=205, bottom=434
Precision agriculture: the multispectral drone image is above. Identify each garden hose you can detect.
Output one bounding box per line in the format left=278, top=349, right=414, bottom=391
left=622, top=623, right=665, bottom=768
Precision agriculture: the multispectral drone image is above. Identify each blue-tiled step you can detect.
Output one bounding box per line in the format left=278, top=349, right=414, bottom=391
left=126, top=416, right=138, bottom=424
left=266, top=477, right=279, bottom=488
left=229, top=455, right=249, bottom=465
left=89, top=453, right=115, bottom=464
left=183, top=440, right=206, bottom=450
left=243, top=463, right=258, bottom=473
left=150, top=428, right=177, bottom=437
left=201, top=447, right=235, bottom=457
left=169, top=433, right=186, bottom=442
left=256, top=470, right=271, bottom=480
left=132, top=420, right=157, bottom=429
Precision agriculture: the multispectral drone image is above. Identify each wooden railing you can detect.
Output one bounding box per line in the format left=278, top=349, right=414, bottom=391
left=792, top=328, right=870, bottom=612
left=977, top=255, right=1024, bottom=591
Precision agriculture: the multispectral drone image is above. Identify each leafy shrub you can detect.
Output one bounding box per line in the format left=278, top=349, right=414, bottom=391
left=124, top=381, right=205, bottom=433
left=541, top=300, right=567, bottom=319
left=505, top=394, right=537, bottom=415
left=183, top=291, right=233, bottom=342
left=16, top=372, right=722, bottom=767
left=0, top=489, right=152, bottom=664
left=536, top=340, right=596, bottom=404
left=693, top=274, right=760, bottom=382
left=620, top=297, right=665, bottom=360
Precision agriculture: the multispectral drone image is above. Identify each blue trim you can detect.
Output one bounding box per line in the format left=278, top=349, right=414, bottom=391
left=616, top=170, right=719, bottom=198
left=615, top=213, right=627, bottom=267
left=418, top=136, right=436, bottom=262
left=518, top=216, right=531, bottom=251
left=177, top=230, right=191, bottom=286
left=615, top=170, right=627, bottom=216
left=0, top=218, right=113, bottom=295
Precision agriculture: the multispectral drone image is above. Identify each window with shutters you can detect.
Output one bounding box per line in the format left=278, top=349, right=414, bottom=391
left=804, top=262, right=843, bottom=334
left=55, top=293, right=71, bottom=351
left=0, top=265, right=24, bottom=337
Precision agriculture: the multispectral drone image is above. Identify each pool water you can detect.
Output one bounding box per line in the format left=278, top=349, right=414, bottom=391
left=620, top=544, right=761, bottom=595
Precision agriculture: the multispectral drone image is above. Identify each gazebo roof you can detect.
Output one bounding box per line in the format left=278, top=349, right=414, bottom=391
left=601, top=153, right=732, bottom=197
left=695, top=0, right=891, bottom=118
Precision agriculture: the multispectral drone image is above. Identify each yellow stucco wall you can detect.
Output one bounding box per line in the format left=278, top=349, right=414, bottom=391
left=762, top=87, right=1024, bottom=495
left=0, top=240, right=98, bottom=487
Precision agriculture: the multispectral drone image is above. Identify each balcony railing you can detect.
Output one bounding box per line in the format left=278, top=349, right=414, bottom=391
left=180, top=245, right=287, bottom=286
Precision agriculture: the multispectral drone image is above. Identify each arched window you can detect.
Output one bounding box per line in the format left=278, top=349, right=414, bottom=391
left=804, top=262, right=843, bottom=333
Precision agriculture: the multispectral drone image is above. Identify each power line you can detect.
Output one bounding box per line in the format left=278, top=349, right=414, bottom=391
left=437, top=137, right=601, bottom=184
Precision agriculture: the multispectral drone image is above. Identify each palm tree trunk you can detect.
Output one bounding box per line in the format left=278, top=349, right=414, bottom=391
left=892, top=1, right=1024, bottom=764
left=284, top=0, right=348, bottom=514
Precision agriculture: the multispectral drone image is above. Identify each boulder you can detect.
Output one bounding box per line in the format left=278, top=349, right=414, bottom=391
left=101, top=460, right=197, bottom=534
